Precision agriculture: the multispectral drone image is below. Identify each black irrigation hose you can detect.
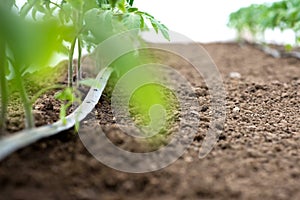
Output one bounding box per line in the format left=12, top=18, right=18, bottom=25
left=0, top=67, right=113, bottom=161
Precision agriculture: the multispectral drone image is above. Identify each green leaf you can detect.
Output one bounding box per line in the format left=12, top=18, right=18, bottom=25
left=58, top=45, right=70, bottom=55
left=84, top=9, right=114, bottom=43
left=20, top=2, right=32, bottom=17
left=150, top=19, right=158, bottom=33
left=79, top=78, right=102, bottom=88
left=127, top=0, right=134, bottom=6
left=109, top=0, right=118, bottom=8
left=31, top=7, right=37, bottom=20
left=55, top=88, right=75, bottom=101
left=128, top=7, right=138, bottom=12
left=83, top=0, right=99, bottom=12
left=149, top=18, right=170, bottom=41
left=60, top=25, right=77, bottom=43
left=1, top=0, right=15, bottom=10
left=66, top=0, right=83, bottom=10
left=117, top=0, right=126, bottom=12
left=123, top=13, right=141, bottom=30
left=139, top=14, right=147, bottom=30
left=158, top=24, right=170, bottom=41
left=34, top=3, right=45, bottom=13
left=59, top=3, right=73, bottom=23
left=285, top=44, right=293, bottom=52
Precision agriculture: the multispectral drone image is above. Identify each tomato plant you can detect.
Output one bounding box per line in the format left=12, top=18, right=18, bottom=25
left=228, top=0, right=300, bottom=46
left=0, top=2, right=62, bottom=131
left=19, top=0, right=169, bottom=86
left=0, top=0, right=169, bottom=133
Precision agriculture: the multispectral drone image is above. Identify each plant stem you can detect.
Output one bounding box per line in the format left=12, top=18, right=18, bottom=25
left=15, top=71, right=35, bottom=129
left=68, top=38, right=77, bottom=87
left=0, top=42, right=8, bottom=132
left=49, top=1, right=63, bottom=9
left=76, top=39, right=82, bottom=86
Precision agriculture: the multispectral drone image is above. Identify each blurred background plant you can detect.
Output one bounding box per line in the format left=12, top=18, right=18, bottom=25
left=228, top=0, right=300, bottom=48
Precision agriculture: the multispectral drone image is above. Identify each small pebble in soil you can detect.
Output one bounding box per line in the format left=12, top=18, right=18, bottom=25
left=184, top=156, right=193, bottom=163
left=248, top=125, right=256, bottom=131
left=190, top=110, right=200, bottom=117
left=229, top=72, right=241, bottom=79
left=233, top=107, right=240, bottom=113
left=281, top=93, right=289, bottom=98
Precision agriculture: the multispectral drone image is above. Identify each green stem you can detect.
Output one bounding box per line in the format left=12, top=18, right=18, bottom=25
left=76, top=8, right=84, bottom=86
left=0, top=42, right=8, bottom=132
left=49, top=1, right=63, bottom=9
left=15, top=71, right=35, bottom=129
left=68, top=38, right=77, bottom=87
left=76, top=39, right=82, bottom=86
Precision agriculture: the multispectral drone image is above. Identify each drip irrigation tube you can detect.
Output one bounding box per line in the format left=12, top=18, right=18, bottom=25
left=254, top=42, right=300, bottom=60
left=0, top=67, right=113, bottom=161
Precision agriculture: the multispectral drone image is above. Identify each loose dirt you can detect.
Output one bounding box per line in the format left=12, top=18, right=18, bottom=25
left=0, top=42, right=299, bottom=200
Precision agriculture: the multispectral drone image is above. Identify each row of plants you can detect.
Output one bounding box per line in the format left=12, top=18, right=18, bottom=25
left=0, top=0, right=170, bottom=134
left=228, top=0, right=300, bottom=48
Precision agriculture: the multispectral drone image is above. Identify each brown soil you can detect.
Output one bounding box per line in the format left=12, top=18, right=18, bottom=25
left=1, top=42, right=300, bottom=200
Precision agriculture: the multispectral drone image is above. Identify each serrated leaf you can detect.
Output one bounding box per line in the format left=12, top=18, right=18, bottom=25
left=150, top=20, right=158, bottom=33
left=158, top=24, right=170, bottom=41
left=20, top=2, right=31, bottom=17
left=139, top=14, right=147, bottom=29
left=149, top=18, right=169, bottom=41
left=84, top=9, right=114, bottom=43
left=123, top=13, right=141, bottom=30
